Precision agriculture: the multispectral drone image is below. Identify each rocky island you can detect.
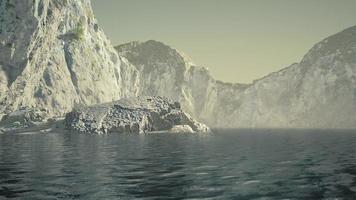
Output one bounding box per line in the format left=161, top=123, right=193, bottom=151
left=65, top=96, right=209, bottom=134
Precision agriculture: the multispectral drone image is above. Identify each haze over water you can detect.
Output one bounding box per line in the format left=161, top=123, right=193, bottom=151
left=1, top=129, right=356, bottom=199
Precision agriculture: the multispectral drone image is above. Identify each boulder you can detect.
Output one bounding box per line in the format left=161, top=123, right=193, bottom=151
left=0, top=107, right=49, bottom=129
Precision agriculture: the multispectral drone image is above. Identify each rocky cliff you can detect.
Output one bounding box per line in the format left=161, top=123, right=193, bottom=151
left=116, top=41, right=225, bottom=124
left=116, top=41, right=252, bottom=126
left=0, top=0, right=139, bottom=120
left=116, top=27, right=356, bottom=128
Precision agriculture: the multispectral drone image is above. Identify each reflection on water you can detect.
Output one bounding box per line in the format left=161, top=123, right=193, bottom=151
left=1, top=129, right=356, bottom=199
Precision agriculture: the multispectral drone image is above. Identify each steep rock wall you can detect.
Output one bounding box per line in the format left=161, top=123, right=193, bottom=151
left=0, top=0, right=139, bottom=119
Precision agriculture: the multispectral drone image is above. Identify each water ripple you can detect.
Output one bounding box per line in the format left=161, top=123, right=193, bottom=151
left=0, top=129, right=356, bottom=199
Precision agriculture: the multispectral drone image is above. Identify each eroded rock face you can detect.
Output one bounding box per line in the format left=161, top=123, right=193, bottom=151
left=0, top=0, right=139, bottom=120
left=65, top=96, right=209, bottom=134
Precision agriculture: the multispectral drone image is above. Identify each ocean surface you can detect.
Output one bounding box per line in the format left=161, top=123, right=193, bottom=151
left=0, top=129, right=356, bottom=200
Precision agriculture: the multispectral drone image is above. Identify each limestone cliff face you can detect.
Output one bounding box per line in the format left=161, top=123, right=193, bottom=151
left=116, top=40, right=188, bottom=100
left=116, top=27, right=356, bottom=128
left=211, top=81, right=249, bottom=126
left=116, top=41, right=220, bottom=123
left=0, top=0, right=139, bottom=119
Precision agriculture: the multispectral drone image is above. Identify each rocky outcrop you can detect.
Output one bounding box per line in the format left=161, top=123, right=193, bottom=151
left=65, top=96, right=209, bottom=134
left=0, top=107, right=49, bottom=129
left=116, top=27, right=356, bottom=129
left=0, top=0, right=139, bottom=120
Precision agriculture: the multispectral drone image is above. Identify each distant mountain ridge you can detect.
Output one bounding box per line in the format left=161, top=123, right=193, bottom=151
left=116, top=26, right=356, bottom=128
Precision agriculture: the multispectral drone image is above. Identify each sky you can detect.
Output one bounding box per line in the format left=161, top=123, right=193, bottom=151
left=92, top=0, right=356, bottom=83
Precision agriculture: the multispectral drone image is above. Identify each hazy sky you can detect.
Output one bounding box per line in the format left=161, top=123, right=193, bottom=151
left=92, top=0, right=356, bottom=83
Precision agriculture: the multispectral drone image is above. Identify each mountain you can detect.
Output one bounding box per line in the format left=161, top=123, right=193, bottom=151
left=115, top=41, right=254, bottom=126
left=0, top=0, right=354, bottom=129
left=0, top=0, right=139, bottom=120
left=116, top=27, right=356, bottom=128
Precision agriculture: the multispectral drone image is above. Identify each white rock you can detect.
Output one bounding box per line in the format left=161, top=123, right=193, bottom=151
left=169, top=125, right=195, bottom=133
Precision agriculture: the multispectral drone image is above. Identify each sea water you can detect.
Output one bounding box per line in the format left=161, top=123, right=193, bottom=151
left=0, top=129, right=356, bottom=199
